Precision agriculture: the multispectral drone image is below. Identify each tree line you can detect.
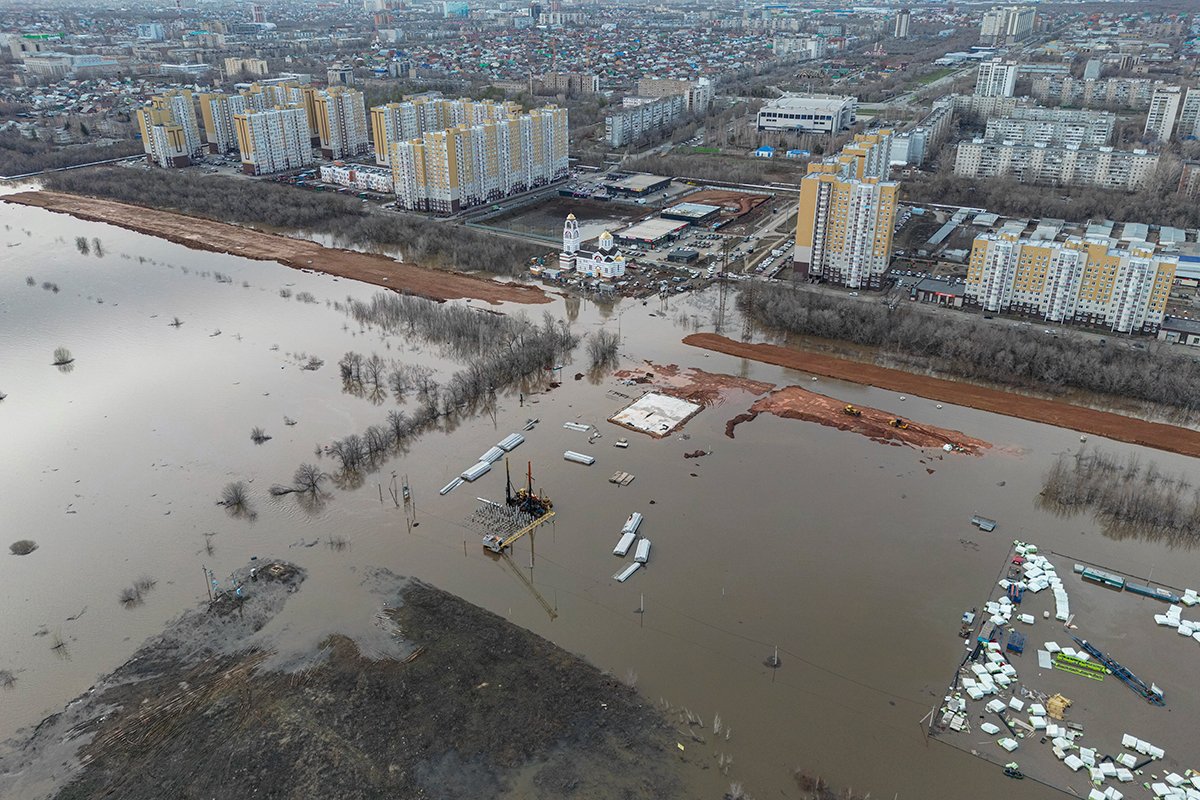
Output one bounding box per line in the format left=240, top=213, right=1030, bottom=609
left=305, top=293, right=579, bottom=481
left=739, top=283, right=1200, bottom=412
left=1041, top=448, right=1200, bottom=545
left=44, top=167, right=544, bottom=275
left=0, top=133, right=142, bottom=177
left=902, top=170, right=1200, bottom=230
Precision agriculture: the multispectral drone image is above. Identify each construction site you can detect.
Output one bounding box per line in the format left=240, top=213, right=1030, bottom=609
left=933, top=542, right=1200, bottom=798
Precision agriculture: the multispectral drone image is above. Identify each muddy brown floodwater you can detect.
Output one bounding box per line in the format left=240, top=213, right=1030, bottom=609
left=3, top=196, right=1200, bottom=800
left=3, top=191, right=548, bottom=305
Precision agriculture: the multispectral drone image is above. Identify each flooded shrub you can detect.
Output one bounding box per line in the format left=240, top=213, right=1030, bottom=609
left=134, top=575, right=157, bottom=594
left=0, top=670, right=15, bottom=689
left=295, top=291, right=317, bottom=304
left=301, top=356, right=324, bottom=371
left=74, top=236, right=89, bottom=255
left=219, top=481, right=249, bottom=509
left=9, top=539, right=38, bottom=556
left=52, top=347, right=73, bottom=366
left=250, top=427, right=272, bottom=444
left=279, top=288, right=292, bottom=299
left=25, top=275, right=35, bottom=286
left=119, top=585, right=144, bottom=608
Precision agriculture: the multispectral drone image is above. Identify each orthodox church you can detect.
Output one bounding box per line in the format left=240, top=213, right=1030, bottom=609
left=558, top=213, right=626, bottom=279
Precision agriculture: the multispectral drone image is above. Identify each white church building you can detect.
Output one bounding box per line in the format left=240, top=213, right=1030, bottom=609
left=558, top=213, right=626, bottom=279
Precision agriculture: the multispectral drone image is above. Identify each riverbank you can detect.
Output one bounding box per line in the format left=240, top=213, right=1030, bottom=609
left=684, top=333, right=1200, bottom=459
left=3, top=191, right=548, bottom=306
left=0, top=563, right=685, bottom=800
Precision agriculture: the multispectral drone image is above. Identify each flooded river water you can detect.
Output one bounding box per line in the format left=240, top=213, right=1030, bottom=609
left=2, top=198, right=1199, bottom=799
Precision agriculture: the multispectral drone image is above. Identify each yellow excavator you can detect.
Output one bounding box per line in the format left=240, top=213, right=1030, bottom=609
left=843, top=405, right=862, bottom=417
left=890, top=417, right=909, bottom=430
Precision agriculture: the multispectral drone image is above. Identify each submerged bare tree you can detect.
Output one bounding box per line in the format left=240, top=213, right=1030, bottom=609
left=1041, top=447, right=1200, bottom=544
left=250, top=427, right=272, bottom=444
left=587, top=329, right=620, bottom=368
left=219, top=481, right=252, bottom=516
left=52, top=347, right=74, bottom=366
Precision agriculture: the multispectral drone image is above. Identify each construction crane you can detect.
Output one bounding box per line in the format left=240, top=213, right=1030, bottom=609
left=1071, top=636, right=1164, bottom=706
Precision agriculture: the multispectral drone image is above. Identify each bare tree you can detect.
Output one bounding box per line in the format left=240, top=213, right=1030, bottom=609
left=52, top=347, right=74, bottom=366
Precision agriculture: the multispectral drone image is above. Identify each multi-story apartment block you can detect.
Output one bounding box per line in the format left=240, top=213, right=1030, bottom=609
left=605, top=95, right=685, bottom=147
left=954, top=140, right=1158, bottom=191
left=795, top=132, right=898, bottom=289
left=232, top=107, right=315, bottom=175
left=634, top=77, right=714, bottom=113
left=979, top=6, right=1035, bottom=46
left=975, top=58, right=1018, bottom=98
left=984, top=107, right=1114, bottom=149
left=390, top=106, right=568, bottom=214
left=539, top=71, right=601, bottom=95
left=755, top=93, right=857, bottom=134
left=198, top=92, right=249, bottom=153
left=1144, top=86, right=1183, bottom=142
left=137, top=89, right=203, bottom=168
left=1029, top=76, right=1157, bottom=109
left=312, top=87, right=369, bottom=160
left=894, top=8, right=911, bottom=38
left=370, top=98, right=519, bottom=165
left=891, top=100, right=953, bottom=165
left=966, top=222, right=1176, bottom=334
left=224, top=57, right=268, bottom=77
left=1178, top=88, right=1200, bottom=141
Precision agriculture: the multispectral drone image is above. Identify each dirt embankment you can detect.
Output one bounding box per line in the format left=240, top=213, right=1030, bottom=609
left=685, top=333, right=1200, bottom=459
left=4, top=191, right=549, bottom=306
left=731, top=386, right=990, bottom=454
left=0, top=564, right=683, bottom=800
left=615, top=363, right=774, bottom=406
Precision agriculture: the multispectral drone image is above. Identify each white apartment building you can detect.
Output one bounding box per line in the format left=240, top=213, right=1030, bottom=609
left=605, top=95, right=685, bottom=147
left=233, top=107, right=315, bottom=175
left=756, top=94, right=857, bottom=134
left=967, top=223, right=1176, bottom=333
left=979, top=5, right=1035, bottom=46
left=954, top=140, right=1158, bottom=191
left=634, top=77, right=715, bottom=113
left=319, top=163, right=394, bottom=193
left=1030, top=76, right=1157, bottom=109
left=1178, top=88, right=1200, bottom=141
left=894, top=8, right=911, bottom=38
left=975, top=59, right=1018, bottom=98
left=1144, top=86, right=1183, bottom=142
left=985, top=107, right=1114, bottom=149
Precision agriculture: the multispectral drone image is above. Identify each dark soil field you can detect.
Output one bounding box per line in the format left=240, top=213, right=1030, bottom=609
left=0, top=563, right=683, bottom=800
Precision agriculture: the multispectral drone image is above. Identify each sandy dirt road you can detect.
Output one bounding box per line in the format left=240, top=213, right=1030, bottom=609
left=5, top=191, right=549, bottom=305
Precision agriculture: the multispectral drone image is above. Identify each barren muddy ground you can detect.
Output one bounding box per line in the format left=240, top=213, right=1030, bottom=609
left=1, top=565, right=684, bottom=800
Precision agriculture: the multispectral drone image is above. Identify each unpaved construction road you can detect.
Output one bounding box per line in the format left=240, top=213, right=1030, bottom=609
left=685, top=333, right=1200, bottom=459
left=733, top=386, right=990, bottom=454
left=5, top=191, right=549, bottom=306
